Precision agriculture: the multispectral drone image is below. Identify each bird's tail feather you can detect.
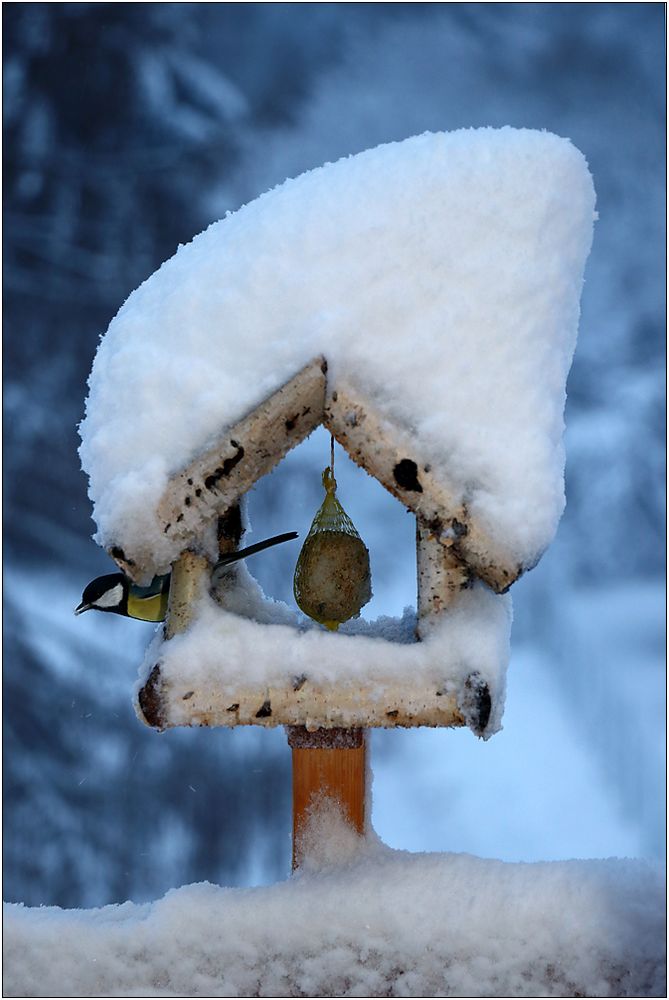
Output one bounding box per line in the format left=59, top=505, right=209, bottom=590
left=215, top=531, right=298, bottom=567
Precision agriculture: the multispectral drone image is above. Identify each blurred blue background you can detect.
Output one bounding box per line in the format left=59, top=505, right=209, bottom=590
left=4, top=3, right=665, bottom=908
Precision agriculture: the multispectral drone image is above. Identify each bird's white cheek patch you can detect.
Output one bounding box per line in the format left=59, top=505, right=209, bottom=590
left=94, top=583, right=124, bottom=609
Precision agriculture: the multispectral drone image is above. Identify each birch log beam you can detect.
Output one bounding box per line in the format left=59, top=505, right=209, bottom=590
left=136, top=673, right=466, bottom=733
left=110, top=357, right=524, bottom=593
left=324, top=382, right=523, bottom=593
left=110, top=358, right=327, bottom=581
left=157, top=359, right=326, bottom=550
left=137, top=550, right=211, bottom=727
left=416, top=520, right=492, bottom=736
left=416, top=519, right=471, bottom=634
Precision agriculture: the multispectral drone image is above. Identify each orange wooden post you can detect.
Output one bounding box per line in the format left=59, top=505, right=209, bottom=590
left=287, top=726, right=367, bottom=869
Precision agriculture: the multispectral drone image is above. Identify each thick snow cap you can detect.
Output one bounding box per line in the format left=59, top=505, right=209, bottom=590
left=79, top=127, right=595, bottom=575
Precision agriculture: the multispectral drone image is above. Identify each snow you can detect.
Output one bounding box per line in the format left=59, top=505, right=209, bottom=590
left=4, top=813, right=663, bottom=998
left=137, top=567, right=512, bottom=735
left=79, top=127, right=595, bottom=578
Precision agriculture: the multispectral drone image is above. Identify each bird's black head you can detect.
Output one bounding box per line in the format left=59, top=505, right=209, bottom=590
left=75, top=573, right=128, bottom=616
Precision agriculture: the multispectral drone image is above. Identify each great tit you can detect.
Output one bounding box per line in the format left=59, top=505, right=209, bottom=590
left=74, top=531, right=298, bottom=622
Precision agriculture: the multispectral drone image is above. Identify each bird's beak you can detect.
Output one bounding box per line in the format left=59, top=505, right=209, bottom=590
left=74, top=603, right=91, bottom=616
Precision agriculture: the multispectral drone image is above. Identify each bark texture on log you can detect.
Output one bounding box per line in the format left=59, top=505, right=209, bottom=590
left=111, top=358, right=527, bottom=592
left=125, top=360, right=510, bottom=736
left=135, top=669, right=468, bottom=731
left=164, top=550, right=211, bottom=640
left=157, top=359, right=326, bottom=549
left=416, top=519, right=472, bottom=637
left=136, top=550, right=211, bottom=729
left=111, top=358, right=327, bottom=581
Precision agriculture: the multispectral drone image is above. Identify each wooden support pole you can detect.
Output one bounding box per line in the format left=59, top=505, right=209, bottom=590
left=164, top=550, right=211, bottom=640
left=416, top=517, right=471, bottom=637
left=217, top=504, right=244, bottom=557
left=286, top=727, right=366, bottom=870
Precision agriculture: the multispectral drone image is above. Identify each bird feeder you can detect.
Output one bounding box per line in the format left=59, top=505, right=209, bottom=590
left=132, top=356, right=505, bottom=732
left=79, top=127, right=595, bottom=866
left=125, top=356, right=512, bottom=861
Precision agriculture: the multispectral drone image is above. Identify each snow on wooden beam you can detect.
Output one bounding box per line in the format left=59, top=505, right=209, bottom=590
left=324, top=383, right=522, bottom=593
left=122, top=363, right=500, bottom=737
left=157, top=355, right=326, bottom=545
left=135, top=515, right=495, bottom=736
left=110, top=358, right=327, bottom=580
left=125, top=367, right=501, bottom=736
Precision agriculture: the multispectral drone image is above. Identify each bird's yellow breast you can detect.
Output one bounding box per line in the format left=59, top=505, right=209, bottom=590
left=126, top=590, right=169, bottom=622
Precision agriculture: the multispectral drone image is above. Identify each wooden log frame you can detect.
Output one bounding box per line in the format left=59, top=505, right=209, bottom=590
left=112, top=357, right=523, bottom=592
left=137, top=524, right=494, bottom=736
left=138, top=665, right=474, bottom=733
left=134, top=357, right=514, bottom=735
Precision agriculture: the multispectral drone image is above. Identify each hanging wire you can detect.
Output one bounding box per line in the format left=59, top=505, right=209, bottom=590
left=323, top=433, right=337, bottom=495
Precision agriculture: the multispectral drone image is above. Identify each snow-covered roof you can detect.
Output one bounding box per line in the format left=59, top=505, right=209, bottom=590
left=79, top=127, right=595, bottom=580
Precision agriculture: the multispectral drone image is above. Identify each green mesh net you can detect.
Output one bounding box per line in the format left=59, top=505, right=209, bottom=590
left=293, top=466, right=372, bottom=630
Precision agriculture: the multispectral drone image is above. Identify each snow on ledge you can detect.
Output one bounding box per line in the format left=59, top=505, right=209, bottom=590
left=135, top=569, right=512, bottom=735
left=79, top=127, right=595, bottom=576
left=4, top=838, right=663, bottom=998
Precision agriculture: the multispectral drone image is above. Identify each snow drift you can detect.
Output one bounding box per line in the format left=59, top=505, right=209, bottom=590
left=4, top=835, right=663, bottom=998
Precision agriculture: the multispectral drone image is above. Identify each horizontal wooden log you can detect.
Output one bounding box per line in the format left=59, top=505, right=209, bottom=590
left=134, top=662, right=496, bottom=733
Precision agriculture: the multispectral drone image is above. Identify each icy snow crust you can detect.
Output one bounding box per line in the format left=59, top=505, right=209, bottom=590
left=79, top=127, right=595, bottom=575
left=4, top=845, right=663, bottom=998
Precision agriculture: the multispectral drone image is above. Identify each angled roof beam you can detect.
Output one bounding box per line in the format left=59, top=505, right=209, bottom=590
left=111, top=357, right=327, bottom=580
left=324, top=383, right=522, bottom=593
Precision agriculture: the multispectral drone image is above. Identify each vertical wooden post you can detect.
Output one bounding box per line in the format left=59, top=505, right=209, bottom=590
left=217, top=504, right=244, bottom=558
left=165, top=550, right=211, bottom=639
left=416, top=519, right=471, bottom=638
left=209, top=505, right=243, bottom=611
left=286, top=726, right=367, bottom=869
left=416, top=519, right=493, bottom=735
left=164, top=502, right=242, bottom=640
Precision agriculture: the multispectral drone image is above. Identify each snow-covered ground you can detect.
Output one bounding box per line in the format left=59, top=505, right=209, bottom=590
left=5, top=816, right=663, bottom=999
